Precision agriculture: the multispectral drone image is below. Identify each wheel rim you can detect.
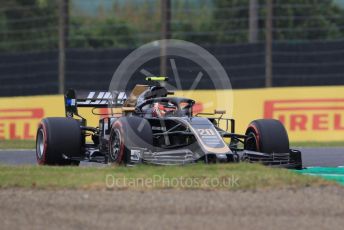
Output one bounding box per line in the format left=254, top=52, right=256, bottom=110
left=36, top=129, right=45, bottom=159
left=245, top=132, right=258, bottom=151
left=110, top=129, right=122, bottom=161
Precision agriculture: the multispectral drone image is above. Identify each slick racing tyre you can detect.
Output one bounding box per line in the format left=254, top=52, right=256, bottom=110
left=36, top=117, right=81, bottom=166
left=109, top=117, right=152, bottom=165
left=244, top=119, right=289, bottom=154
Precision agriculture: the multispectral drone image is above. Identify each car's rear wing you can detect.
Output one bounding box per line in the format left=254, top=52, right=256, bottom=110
left=65, top=89, right=127, bottom=118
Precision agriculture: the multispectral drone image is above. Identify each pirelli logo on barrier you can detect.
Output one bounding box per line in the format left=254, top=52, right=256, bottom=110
left=1, top=87, right=344, bottom=141
left=0, top=108, right=44, bottom=140
left=264, top=99, right=344, bottom=131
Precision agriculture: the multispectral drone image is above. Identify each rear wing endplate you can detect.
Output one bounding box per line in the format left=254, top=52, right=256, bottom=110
left=64, top=89, right=127, bottom=118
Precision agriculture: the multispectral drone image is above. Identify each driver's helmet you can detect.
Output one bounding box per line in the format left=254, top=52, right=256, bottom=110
left=152, top=102, right=177, bottom=117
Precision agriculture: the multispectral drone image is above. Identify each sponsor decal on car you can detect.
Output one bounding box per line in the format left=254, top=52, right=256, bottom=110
left=77, top=91, right=127, bottom=105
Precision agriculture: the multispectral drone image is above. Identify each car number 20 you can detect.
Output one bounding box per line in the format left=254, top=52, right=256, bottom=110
left=197, top=128, right=215, bottom=136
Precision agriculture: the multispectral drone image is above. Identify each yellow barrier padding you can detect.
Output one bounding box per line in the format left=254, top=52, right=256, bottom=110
left=1, top=85, right=344, bottom=141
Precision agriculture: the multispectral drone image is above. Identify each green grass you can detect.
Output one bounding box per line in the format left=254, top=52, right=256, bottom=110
left=291, top=141, right=344, bottom=147
left=1, top=140, right=344, bottom=149
left=0, top=140, right=35, bottom=149
left=0, top=163, right=334, bottom=190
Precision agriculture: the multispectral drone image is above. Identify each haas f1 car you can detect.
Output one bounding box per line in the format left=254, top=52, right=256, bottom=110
left=36, top=77, right=302, bottom=169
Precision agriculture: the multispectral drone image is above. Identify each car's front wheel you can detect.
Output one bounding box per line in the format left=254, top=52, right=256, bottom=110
left=108, top=117, right=152, bottom=165
left=108, top=120, right=128, bottom=164
left=244, top=119, right=289, bottom=154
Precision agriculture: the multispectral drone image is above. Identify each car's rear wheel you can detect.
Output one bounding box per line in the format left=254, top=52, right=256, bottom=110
left=109, top=117, right=152, bottom=165
left=36, top=117, right=81, bottom=166
left=244, top=119, right=289, bottom=154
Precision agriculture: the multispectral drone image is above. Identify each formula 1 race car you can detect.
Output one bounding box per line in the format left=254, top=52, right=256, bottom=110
left=36, top=77, right=302, bottom=169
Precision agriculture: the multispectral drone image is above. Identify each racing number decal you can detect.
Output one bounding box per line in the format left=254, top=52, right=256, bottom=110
left=197, top=128, right=215, bottom=136
left=196, top=127, right=225, bottom=149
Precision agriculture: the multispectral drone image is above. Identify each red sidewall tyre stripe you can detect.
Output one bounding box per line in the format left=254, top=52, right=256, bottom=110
left=111, top=121, right=125, bottom=164
left=248, top=124, right=260, bottom=152
left=36, top=122, right=48, bottom=165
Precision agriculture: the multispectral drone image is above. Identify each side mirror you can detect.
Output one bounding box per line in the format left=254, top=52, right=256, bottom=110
left=214, top=109, right=226, bottom=115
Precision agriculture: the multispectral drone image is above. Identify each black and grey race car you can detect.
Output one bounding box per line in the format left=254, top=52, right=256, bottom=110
left=36, top=77, right=302, bottom=169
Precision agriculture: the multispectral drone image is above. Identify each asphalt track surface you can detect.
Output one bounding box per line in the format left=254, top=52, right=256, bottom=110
left=0, top=147, right=344, bottom=167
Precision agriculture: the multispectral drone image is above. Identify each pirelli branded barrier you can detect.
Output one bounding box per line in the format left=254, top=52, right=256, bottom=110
left=0, top=86, right=344, bottom=142
left=180, top=86, right=344, bottom=142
